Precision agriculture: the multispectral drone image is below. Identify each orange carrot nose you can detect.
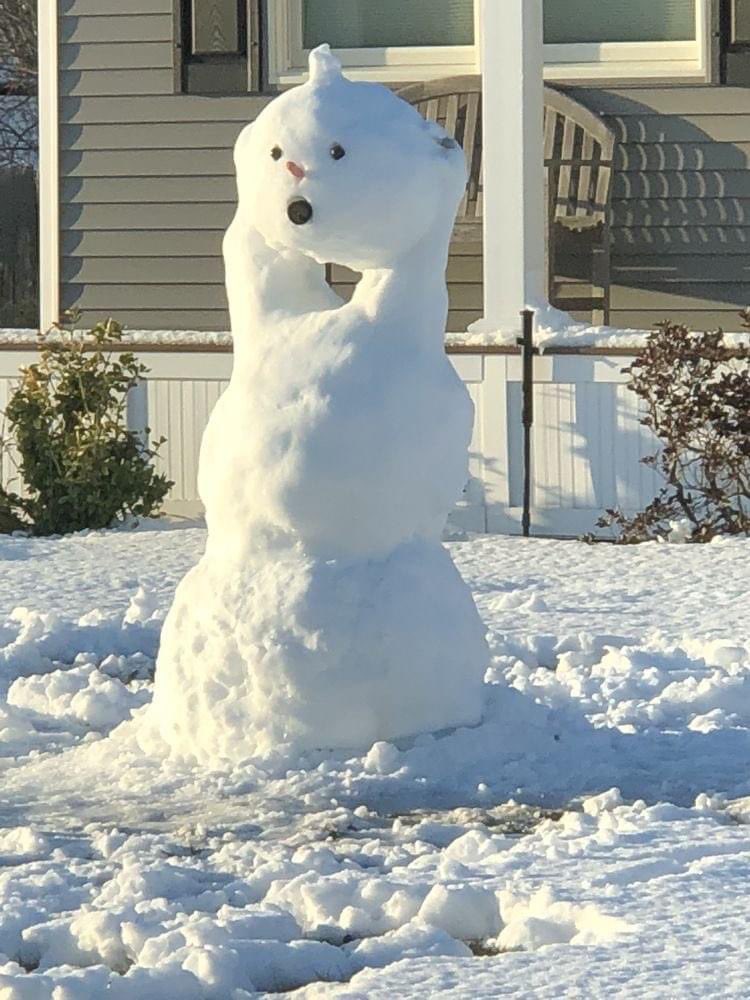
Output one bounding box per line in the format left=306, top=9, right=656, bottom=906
left=286, top=161, right=305, bottom=180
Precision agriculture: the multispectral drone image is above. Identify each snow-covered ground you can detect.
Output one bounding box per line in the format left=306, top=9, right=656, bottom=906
left=0, top=524, right=748, bottom=997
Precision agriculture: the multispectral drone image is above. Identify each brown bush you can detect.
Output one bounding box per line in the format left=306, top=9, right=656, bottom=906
left=598, top=318, right=750, bottom=544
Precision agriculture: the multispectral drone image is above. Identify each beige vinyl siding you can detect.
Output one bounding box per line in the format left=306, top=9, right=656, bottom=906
left=445, top=243, right=482, bottom=331
left=571, top=85, right=750, bottom=331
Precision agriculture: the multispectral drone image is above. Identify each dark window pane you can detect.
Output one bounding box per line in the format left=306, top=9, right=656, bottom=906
left=191, top=0, right=240, bottom=54
left=303, top=0, right=474, bottom=49
left=544, top=0, right=695, bottom=44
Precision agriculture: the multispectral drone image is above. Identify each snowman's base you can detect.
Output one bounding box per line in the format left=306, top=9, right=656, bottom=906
left=140, top=539, right=488, bottom=766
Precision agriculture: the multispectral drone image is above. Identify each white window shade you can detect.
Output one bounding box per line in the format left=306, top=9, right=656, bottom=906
left=302, top=0, right=474, bottom=49
left=544, top=0, right=696, bottom=44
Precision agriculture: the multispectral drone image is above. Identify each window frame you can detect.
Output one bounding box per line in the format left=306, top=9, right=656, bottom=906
left=175, top=0, right=262, bottom=94
left=544, top=2, right=712, bottom=81
left=267, top=0, right=713, bottom=85
left=268, top=0, right=480, bottom=83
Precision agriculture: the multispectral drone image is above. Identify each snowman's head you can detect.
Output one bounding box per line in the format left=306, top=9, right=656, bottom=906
left=233, top=45, right=467, bottom=270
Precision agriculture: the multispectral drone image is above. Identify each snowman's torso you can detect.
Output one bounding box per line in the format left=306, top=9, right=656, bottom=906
left=199, top=299, right=474, bottom=559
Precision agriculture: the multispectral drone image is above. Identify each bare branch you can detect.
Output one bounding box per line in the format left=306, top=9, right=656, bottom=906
left=0, top=1, right=37, bottom=93
left=599, top=321, right=750, bottom=543
left=0, top=1, right=37, bottom=165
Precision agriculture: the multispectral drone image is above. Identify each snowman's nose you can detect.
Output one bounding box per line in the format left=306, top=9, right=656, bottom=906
left=286, top=161, right=305, bottom=180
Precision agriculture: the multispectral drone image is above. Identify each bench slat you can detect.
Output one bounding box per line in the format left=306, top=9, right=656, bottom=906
left=555, top=119, right=578, bottom=219
left=576, top=133, right=595, bottom=217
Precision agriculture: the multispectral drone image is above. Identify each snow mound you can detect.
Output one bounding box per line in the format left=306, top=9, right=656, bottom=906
left=418, top=883, right=502, bottom=941
left=347, top=920, right=472, bottom=969
left=141, top=45, right=488, bottom=764
left=506, top=633, right=750, bottom=734
left=9, top=664, right=149, bottom=732
left=0, top=827, right=49, bottom=860
left=495, top=886, right=633, bottom=951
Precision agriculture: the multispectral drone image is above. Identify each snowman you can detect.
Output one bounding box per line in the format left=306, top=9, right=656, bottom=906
left=142, top=46, right=489, bottom=765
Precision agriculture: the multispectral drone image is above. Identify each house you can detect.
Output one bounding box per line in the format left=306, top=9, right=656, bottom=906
left=8, top=0, right=750, bottom=534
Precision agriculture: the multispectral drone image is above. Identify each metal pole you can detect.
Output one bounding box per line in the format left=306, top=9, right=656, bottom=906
left=517, top=309, right=535, bottom=537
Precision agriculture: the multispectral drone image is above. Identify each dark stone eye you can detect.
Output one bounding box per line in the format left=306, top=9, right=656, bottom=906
left=271, top=146, right=283, bottom=160
left=330, top=143, right=346, bottom=161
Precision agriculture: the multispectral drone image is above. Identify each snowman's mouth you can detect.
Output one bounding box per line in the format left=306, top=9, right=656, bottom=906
left=288, top=198, right=313, bottom=226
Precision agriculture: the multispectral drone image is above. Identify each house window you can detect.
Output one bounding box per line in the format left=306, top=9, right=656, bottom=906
left=179, top=0, right=257, bottom=93
left=302, top=0, right=475, bottom=49
left=544, top=0, right=708, bottom=81
left=545, top=0, right=696, bottom=44
left=268, top=0, right=711, bottom=84
left=269, top=0, right=479, bottom=83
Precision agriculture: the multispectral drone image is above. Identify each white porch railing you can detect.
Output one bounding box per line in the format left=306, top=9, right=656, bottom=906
left=0, top=347, right=659, bottom=537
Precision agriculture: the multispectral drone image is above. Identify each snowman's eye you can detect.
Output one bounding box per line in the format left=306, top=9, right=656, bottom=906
left=330, top=143, right=346, bottom=161
left=271, top=146, right=283, bottom=161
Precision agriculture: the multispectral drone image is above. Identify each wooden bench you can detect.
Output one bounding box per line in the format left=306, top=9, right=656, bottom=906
left=396, top=77, right=616, bottom=325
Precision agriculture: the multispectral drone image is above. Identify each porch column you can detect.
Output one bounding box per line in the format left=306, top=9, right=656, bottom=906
left=476, top=0, right=547, bottom=336
left=38, top=0, right=60, bottom=333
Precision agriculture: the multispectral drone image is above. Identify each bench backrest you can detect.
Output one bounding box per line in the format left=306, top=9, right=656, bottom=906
left=397, top=76, right=484, bottom=230
left=396, top=76, right=616, bottom=232
left=543, top=86, right=616, bottom=225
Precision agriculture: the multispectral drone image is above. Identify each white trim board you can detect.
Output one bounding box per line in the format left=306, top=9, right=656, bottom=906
left=38, top=0, right=59, bottom=334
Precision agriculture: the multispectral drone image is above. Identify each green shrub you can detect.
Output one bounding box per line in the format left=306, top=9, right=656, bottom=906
left=0, top=317, right=173, bottom=535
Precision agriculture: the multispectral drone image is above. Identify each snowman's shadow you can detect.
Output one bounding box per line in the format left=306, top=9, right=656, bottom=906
left=330, top=679, right=750, bottom=816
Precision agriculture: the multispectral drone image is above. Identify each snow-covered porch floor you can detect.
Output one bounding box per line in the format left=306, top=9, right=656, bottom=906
left=0, top=525, right=748, bottom=997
